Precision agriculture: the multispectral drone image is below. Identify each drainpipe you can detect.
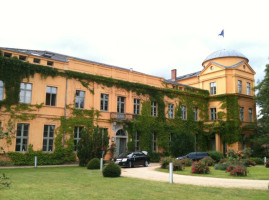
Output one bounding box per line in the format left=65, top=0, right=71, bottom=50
left=63, top=75, right=68, bottom=146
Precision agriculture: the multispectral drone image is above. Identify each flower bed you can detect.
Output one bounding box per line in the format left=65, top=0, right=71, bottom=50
left=191, top=161, right=210, bottom=174
left=225, top=164, right=247, bottom=176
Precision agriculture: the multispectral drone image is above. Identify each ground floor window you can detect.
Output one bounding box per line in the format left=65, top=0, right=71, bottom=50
left=152, top=132, right=157, bottom=152
left=135, top=131, right=140, bottom=151
left=74, top=126, right=83, bottom=151
left=43, top=125, right=55, bottom=152
left=16, top=123, right=29, bottom=152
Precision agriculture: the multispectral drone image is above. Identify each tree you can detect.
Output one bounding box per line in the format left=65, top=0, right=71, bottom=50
left=252, top=64, right=269, bottom=157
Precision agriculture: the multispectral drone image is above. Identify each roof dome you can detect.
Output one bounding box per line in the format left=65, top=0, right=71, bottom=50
left=203, top=49, right=248, bottom=64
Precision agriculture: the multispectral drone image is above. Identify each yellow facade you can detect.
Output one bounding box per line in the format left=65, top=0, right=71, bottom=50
left=0, top=48, right=256, bottom=159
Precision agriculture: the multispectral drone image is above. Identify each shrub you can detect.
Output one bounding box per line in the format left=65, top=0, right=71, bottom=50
left=214, top=163, right=230, bottom=170
left=179, top=158, right=192, bottom=167
left=265, top=161, right=269, bottom=168
left=226, top=164, right=247, bottom=176
left=208, top=151, right=224, bottom=163
left=191, top=161, right=210, bottom=174
left=173, top=159, right=184, bottom=171
left=149, top=152, right=162, bottom=162
left=87, top=158, right=100, bottom=169
left=160, top=157, right=173, bottom=169
left=218, top=158, right=229, bottom=164
left=241, top=159, right=256, bottom=167
left=0, top=173, right=11, bottom=188
left=102, top=162, right=121, bottom=177
left=200, top=156, right=215, bottom=166
left=250, top=157, right=264, bottom=165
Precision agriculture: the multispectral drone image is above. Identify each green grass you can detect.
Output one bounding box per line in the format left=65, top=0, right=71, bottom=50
left=0, top=166, right=268, bottom=200
left=157, top=165, right=269, bottom=180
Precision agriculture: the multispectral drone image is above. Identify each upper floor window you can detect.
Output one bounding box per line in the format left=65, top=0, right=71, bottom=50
left=249, top=108, right=253, bottom=122
left=16, top=123, right=29, bottom=152
left=100, top=94, right=109, bottom=111
left=19, top=55, right=26, bottom=61
left=46, top=86, right=57, bottom=106
left=168, top=104, right=174, bottom=119
left=43, top=125, right=55, bottom=152
left=210, top=108, right=216, bottom=121
left=47, top=61, right=54, bottom=66
left=247, top=82, right=251, bottom=95
left=240, top=107, right=244, bottom=121
left=193, top=107, right=198, bottom=121
left=210, top=82, right=216, bottom=95
left=4, top=52, right=12, bottom=58
left=74, top=126, right=83, bottom=151
left=152, top=132, right=157, bottom=152
left=0, top=80, right=4, bottom=101
left=133, top=99, right=140, bottom=115
left=181, top=105, right=187, bottom=120
left=238, top=80, right=242, bottom=94
left=33, top=58, right=40, bottom=64
left=135, top=131, right=140, bottom=151
left=151, top=101, right=157, bottom=116
left=75, top=90, right=85, bottom=109
left=117, top=96, right=125, bottom=114
left=19, top=83, right=32, bottom=104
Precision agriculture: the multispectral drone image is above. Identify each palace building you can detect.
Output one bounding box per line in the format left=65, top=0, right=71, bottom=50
left=0, top=47, right=256, bottom=159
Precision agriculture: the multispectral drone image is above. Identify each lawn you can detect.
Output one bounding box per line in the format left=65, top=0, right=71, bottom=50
left=157, top=165, right=269, bottom=180
left=0, top=167, right=269, bottom=200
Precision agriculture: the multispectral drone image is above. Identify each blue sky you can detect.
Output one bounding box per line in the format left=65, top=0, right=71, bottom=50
left=1, top=0, right=268, bottom=84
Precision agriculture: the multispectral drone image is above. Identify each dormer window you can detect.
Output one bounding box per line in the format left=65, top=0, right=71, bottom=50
left=4, top=52, right=12, bottom=58
left=33, top=58, right=40, bottom=64
left=47, top=61, right=54, bottom=66
left=19, top=55, right=26, bottom=61
left=210, top=66, right=214, bottom=70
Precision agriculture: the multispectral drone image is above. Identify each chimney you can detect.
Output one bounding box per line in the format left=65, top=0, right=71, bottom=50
left=171, top=69, right=177, bottom=80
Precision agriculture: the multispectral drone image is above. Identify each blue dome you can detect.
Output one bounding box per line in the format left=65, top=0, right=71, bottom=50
left=203, top=49, right=248, bottom=64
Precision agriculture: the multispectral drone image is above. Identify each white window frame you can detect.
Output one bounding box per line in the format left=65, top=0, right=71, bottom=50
left=74, top=126, right=83, bottom=151
left=181, top=105, right=187, bottom=120
left=75, top=90, right=85, bottom=109
left=210, top=82, right=216, bottom=95
left=133, top=99, right=140, bottom=115
left=168, top=104, right=174, bottom=119
left=43, top=125, right=55, bottom=152
left=152, top=132, right=157, bottom=152
left=100, top=93, right=109, bottom=111
left=135, top=131, right=140, bottom=151
left=117, top=96, right=125, bottom=114
left=249, top=108, right=253, bottom=122
left=238, top=80, right=242, bottom=94
left=194, top=107, right=198, bottom=121
left=19, top=83, right=32, bottom=104
left=0, top=80, right=4, bottom=101
left=151, top=101, right=157, bottom=116
left=210, top=108, right=216, bottom=120
left=46, top=86, right=57, bottom=106
left=247, top=82, right=251, bottom=95
left=15, top=123, right=29, bottom=152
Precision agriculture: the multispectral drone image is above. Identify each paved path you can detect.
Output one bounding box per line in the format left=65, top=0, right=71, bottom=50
left=121, top=163, right=269, bottom=190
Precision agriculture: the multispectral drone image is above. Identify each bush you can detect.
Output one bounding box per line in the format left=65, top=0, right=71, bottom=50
left=250, top=157, right=264, bottom=165
left=226, top=164, right=247, bottom=176
left=200, top=156, right=215, bottom=166
left=87, top=158, right=100, bottom=169
left=160, top=157, right=173, bottom=169
left=149, top=152, right=162, bottom=162
left=214, top=163, right=230, bottom=170
left=102, top=162, right=121, bottom=177
left=208, top=151, right=224, bottom=163
left=179, top=158, right=192, bottom=166
left=265, top=161, right=269, bottom=168
left=241, top=159, right=256, bottom=167
left=191, top=161, right=210, bottom=174
left=0, top=173, right=11, bottom=188
left=173, top=159, right=184, bottom=171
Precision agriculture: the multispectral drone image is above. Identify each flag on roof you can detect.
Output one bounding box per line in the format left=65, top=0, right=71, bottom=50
left=219, top=30, right=224, bottom=37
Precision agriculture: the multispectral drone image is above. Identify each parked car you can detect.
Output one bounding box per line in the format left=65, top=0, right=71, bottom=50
left=176, top=152, right=209, bottom=161
left=114, top=151, right=150, bottom=168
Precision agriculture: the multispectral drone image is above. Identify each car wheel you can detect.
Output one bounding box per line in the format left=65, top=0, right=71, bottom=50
left=144, top=160, right=149, bottom=167
left=128, top=161, right=132, bottom=168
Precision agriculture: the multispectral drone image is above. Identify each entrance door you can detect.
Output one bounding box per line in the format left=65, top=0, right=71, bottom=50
left=115, top=129, right=127, bottom=157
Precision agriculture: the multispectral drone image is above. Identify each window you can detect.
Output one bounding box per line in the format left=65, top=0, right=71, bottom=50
left=135, top=131, right=140, bottom=151
left=151, top=101, right=157, bottom=116
left=117, top=96, right=125, bottom=113
left=0, top=80, right=4, bottom=101
left=74, top=126, right=83, bottom=151
left=43, top=125, right=55, bottom=152
left=19, top=83, right=32, bottom=104
left=210, top=108, right=216, bottom=120
left=238, top=80, right=242, bottom=94
left=210, top=82, right=216, bottom=95
left=4, top=52, right=12, bottom=58
left=194, top=107, right=198, bottom=121
left=210, top=66, right=214, bottom=70
left=15, top=123, right=29, bottom=152
left=47, top=61, right=54, bottom=66
left=19, top=55, right=26, bottom=61
left=100, top=94, right=109, bottom=111
left=247, top=82, right=251, bottom=95
left=33, top=58, right=40, bottom=64
left=46, top=86, right=57, bottom=106
left=152, top=132, right=157, bottom=152
left=249, top=108, right=253, bottom=122
left=168, top=104, right=174, bottom=119
left=181, top=105, right=186, bottom=120
left=133, top=99, right=140, bottom=115
left=240, top=107, right=244, bottom=121
left=75, top=90, right=85, bottom=109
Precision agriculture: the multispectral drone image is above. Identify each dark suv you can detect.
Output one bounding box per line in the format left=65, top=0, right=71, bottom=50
left=176, top=152, right=209, bottom=161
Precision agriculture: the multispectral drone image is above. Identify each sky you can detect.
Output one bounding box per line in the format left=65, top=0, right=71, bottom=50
left=1, top=0, right=268, bottom=84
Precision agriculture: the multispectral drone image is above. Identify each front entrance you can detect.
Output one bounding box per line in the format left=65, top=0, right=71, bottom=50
left=115, top=129, right=128, bottom=157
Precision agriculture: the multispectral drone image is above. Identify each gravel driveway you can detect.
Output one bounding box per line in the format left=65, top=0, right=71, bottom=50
left=121, top=163, right=269, bottom=190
